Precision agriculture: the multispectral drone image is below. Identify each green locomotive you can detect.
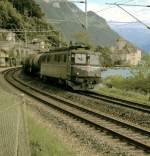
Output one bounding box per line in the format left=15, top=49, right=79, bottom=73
left=23, top=45, right=101, bottom=90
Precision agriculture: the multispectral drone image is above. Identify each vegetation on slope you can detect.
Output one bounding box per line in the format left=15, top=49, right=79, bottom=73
left=8, top=0, right=44, bottom=18
left=0, top=1, right=24, bottom=30
left=35, top=0, right=120, bottom=46
left=0, top=0, right=61, bottom=46
left=103, top=53, right=150, bottom=93
left=95, top=46, right=113, bottom=67
left=28, top=114, right=75, bottom=156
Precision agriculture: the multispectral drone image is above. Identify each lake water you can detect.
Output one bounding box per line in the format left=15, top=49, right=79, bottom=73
left=101, top=68, right=131, bottom=79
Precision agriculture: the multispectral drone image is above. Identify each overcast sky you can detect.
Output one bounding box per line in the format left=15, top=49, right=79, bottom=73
left=76, top=0, right=150, bottom=24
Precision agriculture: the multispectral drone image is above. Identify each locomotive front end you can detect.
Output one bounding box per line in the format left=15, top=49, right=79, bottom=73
left=70, top=50, right=101, bottom=90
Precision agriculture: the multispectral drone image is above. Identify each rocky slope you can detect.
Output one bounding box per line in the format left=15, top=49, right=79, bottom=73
left=35, top=0, right=120, bottom=46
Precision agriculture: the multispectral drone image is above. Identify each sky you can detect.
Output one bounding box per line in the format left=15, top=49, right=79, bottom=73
left=76, top=0, right=150, bottom=24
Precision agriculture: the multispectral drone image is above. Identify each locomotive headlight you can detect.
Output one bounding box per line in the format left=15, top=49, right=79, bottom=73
left=76, top=72, right=79, bottom=75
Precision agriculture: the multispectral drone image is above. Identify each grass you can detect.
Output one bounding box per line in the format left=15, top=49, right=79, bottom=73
left=28, top=114, right=75, bottom=156
left=0, top=89, right=20, bottom=110
left=0, top=88, right=21, bottom=156
left=0, top=88, right=75, bottom=156
left=95, top=85, right=150, bottom=105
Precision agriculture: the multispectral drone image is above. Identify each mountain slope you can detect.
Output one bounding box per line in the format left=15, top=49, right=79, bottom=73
left=35, top=0, right=120, bottom=46
left=87, top=11, right=120, bottom=46
left=109, top=23, right=150, bottom=52
left=0, top=0, right=61, bottom=46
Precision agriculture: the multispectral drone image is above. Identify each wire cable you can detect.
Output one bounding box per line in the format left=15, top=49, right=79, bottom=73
left=112, top=3, right=150, bottom=7
left=95, top=0, right=135, bottom=13
left=116, top=4, right=150, bottom=29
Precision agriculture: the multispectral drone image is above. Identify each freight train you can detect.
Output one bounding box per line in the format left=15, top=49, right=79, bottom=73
left=23, top=45, right=101, bottom=90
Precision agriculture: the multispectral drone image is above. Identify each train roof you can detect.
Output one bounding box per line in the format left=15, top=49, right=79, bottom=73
left=50, top=45, right=90, bottom=51
left=37, top=45, right=100, bottom=55
left=38, top=45, right=91, bottom=54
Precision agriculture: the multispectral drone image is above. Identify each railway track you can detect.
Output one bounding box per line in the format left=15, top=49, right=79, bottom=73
left=3, top=68, right=150, bottom=154
left=79, top=91, right=150, bottom=114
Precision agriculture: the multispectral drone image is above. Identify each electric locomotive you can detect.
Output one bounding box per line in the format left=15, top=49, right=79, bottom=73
left=23, top=45, right=101, bottom=90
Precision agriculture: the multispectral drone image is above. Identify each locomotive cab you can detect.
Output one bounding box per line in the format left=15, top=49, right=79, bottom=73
left=69, top=50, right=101, bottom=90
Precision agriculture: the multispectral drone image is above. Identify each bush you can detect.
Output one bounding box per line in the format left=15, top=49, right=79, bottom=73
left=103, top=74, right=150, bottom=94
left=95, top=46, right=113, bottom=67
left=103, top=75, right=125, bottom=89
left=102, top=54, right=150, bottom=94
left=0, top=1, right=25, bottom=29
left=0, top=0, right=61, bottom=45
left=8, top=0, right=44, bottom=18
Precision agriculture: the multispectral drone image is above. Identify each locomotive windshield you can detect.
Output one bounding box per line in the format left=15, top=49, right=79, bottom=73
left=75, top=54, right=86, bottom=64
left=71, top=53, right=100, bottom=66
left=89, top=54, right=100, bottom=65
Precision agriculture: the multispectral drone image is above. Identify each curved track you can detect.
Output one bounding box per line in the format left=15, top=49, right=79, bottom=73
left=3, top=68, right=150, bottom=154
left=79, top=91, right=150, bottom=114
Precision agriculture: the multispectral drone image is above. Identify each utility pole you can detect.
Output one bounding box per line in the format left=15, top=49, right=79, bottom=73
left=50, top=0, right=88, bottom=29
left=85, top=0, right=88, bottom=29
left=59, top=32, right=62, bottom=47
left=24, top=30, right=27, bottom=47
left=72, top=0, right=88, bottom=29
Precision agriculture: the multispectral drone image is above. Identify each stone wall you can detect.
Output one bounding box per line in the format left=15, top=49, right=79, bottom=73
left=111, top=39, right=141, bottom=66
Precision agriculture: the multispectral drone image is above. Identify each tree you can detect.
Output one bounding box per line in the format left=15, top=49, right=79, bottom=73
left=73, top=32, right=92, bottom=48
left=8, top=0, right=44, bottom=18
left=0, top=0, right=61, bottom=46
left=125, top=53, right=150, bottom=93
left=95, top=46, right=113, bottom=67
left=0, top=1, right=24, bottom=29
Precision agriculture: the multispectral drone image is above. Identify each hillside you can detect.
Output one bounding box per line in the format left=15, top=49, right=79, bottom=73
left=109, top=22, right=150, bottom=53
left=35, top=0, right=120, bottom=47
left=0, top=0, right=60, bottom=46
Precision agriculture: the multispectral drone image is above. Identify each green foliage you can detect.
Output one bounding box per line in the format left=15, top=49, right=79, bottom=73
left=103, top=75, right=125, bottom=88
left=8, top=0, right=44, bottom=18
left=95, top=46, right=113, bottom=67
left=97, top=86, right=149, bottom=103
left=142, top=53, right=150, bottom=66
left=129, top=53, right=150, bottom=78
left=103, top=54, right=150, bottom=93
left=0, top=0, right=43, bottom=30
left=0, top=32, right=7, bottom=40
left=0, top=0, right=62, bottom=46
left=73, top=32, right=92, bottom=48
left=28, top=115, right=75, bottom=156
left=0, top=1, right=24, bottom=29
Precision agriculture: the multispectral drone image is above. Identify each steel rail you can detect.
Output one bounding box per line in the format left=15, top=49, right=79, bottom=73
left=3, top=68, right=150, bottom=153
left=79, top=91, right=150, bottom=114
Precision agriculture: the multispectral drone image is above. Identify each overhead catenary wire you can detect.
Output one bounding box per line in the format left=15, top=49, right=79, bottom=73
left=107, top=3, right=150, bottom=7
left=111, top=4, right=150, bottom=29
left=44, top=0, right=137, bottom=29
left=46, top=0, right=138, bottom=30
left=105, top=1, right=150, bottom=14
left=108, top=21, right=139, bottom=24
left=95, top=0, right=136, bottom=13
